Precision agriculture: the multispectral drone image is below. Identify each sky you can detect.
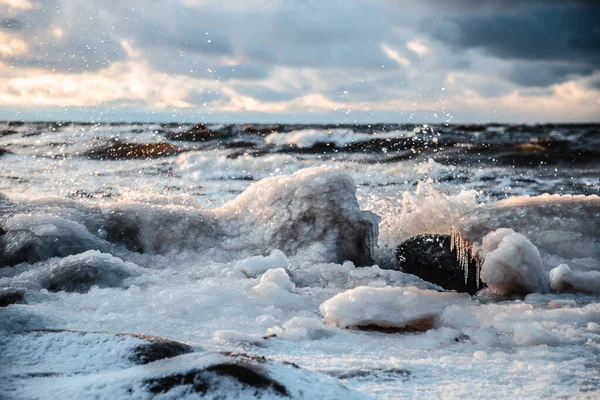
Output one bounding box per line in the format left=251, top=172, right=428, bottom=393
left=0, top=0, right=599, bottom=123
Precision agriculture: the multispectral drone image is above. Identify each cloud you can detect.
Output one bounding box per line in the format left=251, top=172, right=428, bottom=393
left=0, top=0, right=598, bottom=122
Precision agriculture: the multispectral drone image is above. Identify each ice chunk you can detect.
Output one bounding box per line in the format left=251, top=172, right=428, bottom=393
left=319, top=286, right=470, bottom=331
left=480, top=229, right=549, bottom=296
left=549, top=264, right=600, bottom=294
left=513, top=323, right=561, bottom=346
left=234, top=250, right=289, bottom=278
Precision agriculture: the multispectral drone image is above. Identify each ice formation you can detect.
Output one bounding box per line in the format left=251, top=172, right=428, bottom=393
left=0, top=167, right=379, bottom=266
left=0, top=250, right=143, bottom=292
left=452, top=194, right=600, bottom=272
left=549, top=264, right=600, bottom=294
left=479, top=228, right=549, bottom=296
left=319, top=286, right=471, bottom=331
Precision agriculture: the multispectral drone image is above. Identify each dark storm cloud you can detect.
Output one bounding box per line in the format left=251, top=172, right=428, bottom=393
left=430, top=5, right=600, bottom=62
left=507, top=62, right=596, bottom=88
left=391, top=0, right=597, bottom=12
left=428, top=3, right=600, bottom=86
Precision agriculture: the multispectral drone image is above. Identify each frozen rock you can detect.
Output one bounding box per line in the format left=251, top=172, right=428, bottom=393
left=549, top=264, right=600, bottom=294
left=319, top=286, right=470, bottom=332
left=452, top=194, right=600, bottom=272
left=1, top=250, right=143, bottom=293
left=1, top=214, right=106, bottom=267
left=1, top=167, right=379, bottom=266
left=0, top=287, right=25, bottom=307
left=480, top=229, right=549, bottom=296
left=1, top=330, right=364, bottom=399
left=221, top=166, right=379, bottom=265
left=395, top=234, right=483, bottom=294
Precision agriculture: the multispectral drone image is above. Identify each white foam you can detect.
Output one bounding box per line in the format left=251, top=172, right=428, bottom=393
left=265, top=128, right=414, bottom=148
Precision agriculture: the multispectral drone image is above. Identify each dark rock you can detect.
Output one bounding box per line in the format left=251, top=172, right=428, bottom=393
left=166, top=124, right=225, bottom=141
left=335, top=368, right=411, bottom=381
left=0, top=229, right=101, bottom=267
left=353, top=317, right=436, bottom=334
left=45, top=253, right=140, bottom=293
left=144, top=363, right=288, bottom=397
left=0, top=147, right=12, bottom=156
left=129, top=334, right=193, bottom=364
left=1, top=129, right=18, bottom=136
left=20, top=329, right=194, bottom=364
left=0, top=288, right=25, bottom=307
left=84, top=142, right=182, bottom=160
left=396, top=234, right=483, bottom=295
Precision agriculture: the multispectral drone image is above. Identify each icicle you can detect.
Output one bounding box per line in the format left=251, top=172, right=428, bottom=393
left=476, top=259, right=480, bottom=289
left=451, top=227, right=473, bottom=285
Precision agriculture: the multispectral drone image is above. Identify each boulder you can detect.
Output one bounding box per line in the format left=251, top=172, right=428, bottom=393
left=395, top=234, right=483, bottom=295
left=166, top=124, right=225, bottom=141
left=84, top=142, right=182, bottom=160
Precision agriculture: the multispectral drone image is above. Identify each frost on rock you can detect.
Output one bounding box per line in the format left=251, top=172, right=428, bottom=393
left=549, top=264, right=600, bottom=294
left=453, top=194, right=600, bottom=272
left=220, top=166, right=379, bottom=265
left=0, top=167, right=379, bottom=266
left=0, top=214, right=107, bottom=266
left=480, top=229, right=549, bottom=296
left=319, top=286, right=470, bottom=332
left=0, top=250, right=143, bottom=293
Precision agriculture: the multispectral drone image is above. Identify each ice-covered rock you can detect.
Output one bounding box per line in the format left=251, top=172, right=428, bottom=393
left=1, top=167, right=379, bottom=266
left=0, top=330, right=364, bottom=400
left=549, top=264, right=600, bottom=294
left=0, top=214, right=107, bottom=266
left=319, top=286, right=471, bottom=332
left=395, top=234, right=483, bottom=294
left=0, top=250, right=143, bottom=293
left=220, top=166, right=379, bottom=265
left=452, top=194, right=600, bottom=272
left=480, top=229, right=549, bottom=296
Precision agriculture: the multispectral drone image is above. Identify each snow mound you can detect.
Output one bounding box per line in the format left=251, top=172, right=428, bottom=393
left=234, top=250, right=290, bottom=278
left=319, top=286, right=470, bottom=331
left=480, top=229, right=549, bottom=296
left=549, top=264, right=600, bottom=294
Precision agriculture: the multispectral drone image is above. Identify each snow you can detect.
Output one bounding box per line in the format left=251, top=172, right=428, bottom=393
left=319, top=286, right=471, bottom=330
left=480, top=228, right=550, bottom=295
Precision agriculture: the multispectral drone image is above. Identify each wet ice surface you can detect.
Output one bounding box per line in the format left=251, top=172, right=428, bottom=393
left=1, top=122, right=599, bottom=399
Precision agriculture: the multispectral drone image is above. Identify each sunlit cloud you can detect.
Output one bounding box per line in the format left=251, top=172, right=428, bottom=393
left=0, top=0, right=33, bottom=10
left=0, top=32, right=28, bottom=57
